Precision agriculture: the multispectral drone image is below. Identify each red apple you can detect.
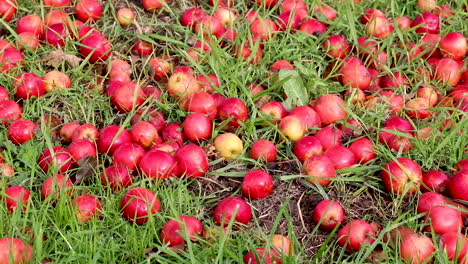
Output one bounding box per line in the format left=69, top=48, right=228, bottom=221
left=424, top=205, right=463, bottom=234
left=250, top=139, right=277, bottom=162
left=38, top=146, right=73, bottom=173
left=400, top=233, right=434, bottom=264
left=417, top=191, right=447, bottom=214
left=325, top=145, right=356, bottom=169
left=162, top=123, right=185, bottom=144
left=279, top=115, right=306, bottom=141
left=411, top=12, right=440, bottom=34
left=41, top=173, right=73, bottom=200
left=250, top=18, right=277, bottom=40
left=315, top=126, right=344, bottom=151
left=260, top=101, right=287, bottom=122
left=139, top=150, right=178, bottom=180
left=194, top=16, right=224, bottom=37
left=289, top=105, right=321, bottom=129
left=303, top=155, right=336, bottom=186
left=382, top=158, right=423, bottom=195
left=448, top=169, right=468, bottom=201
left=394, top=16, right=412, bottom=30
left=97, top=125, right=131, bottom=154
left=175, top=144, right=208, bottom=178
left=71, top=123, right=99, bottom=142
left=4, top=185, right=30, bottom=213
left=44, top=0, right=70, bottom=8
left=242, top=170, right=274, bottom=199
left=16, top=14, right=43, bottom=36
left=213, top=196, right=251, bottom=226
left=313, top=199, right=345, bottom=231
left=440, top=232, right=468, bottom=262
left=75, top=0, right=102, bottom=22
left=142, top=0, right=166, bottom=12
left=243, top=247, right=281, bottom=264
left=323, top=35, right=349, bottom=59
left=120, top=187, right=161, bottom=225
left=0, top=47, right=24, bottom=72
left=196, top=74, right=220, bottom=93
left=440, top=32, right=467, bottom=60
left=0, top=0, right=16, bottom=22
left=68, top=139, right=96, bottom=163
left=112, top=142, right=145, bottom=170
left=181, top=8, right=206, bottom=28
left=360, top=8, right=385, bottom=24
left=0, top=100, right=22, bottom=125
left=14, top=72, right=45, bottom=100
left=167, top=72, right=201, bottom=99
left=337, top=219, right=376, bottom=252
left=110, top=81, right=146, bottom=113
left=43, top=70, right=71, bottom=92
left=299, top=19, right=327, bottom=35
left=180, top=92, right=217, bottom=119
left=405, top=98, right=432, bottom=120
left=7, top=119, right=36, bottom=145
left=100, top=165, right=133, bottom=191
left=0, top=238, right=33, bottom=264
left=130, top=121, right=159, bottom=148
left=217, top=97, right=248, bottom=129
left=340, top=62, right=372, bottom=90
left=183, top=113, right=212, bottom=142
left=79, top=32, right=112, bottom=63
left=366, top=16, right=393, bottom=39
left=72, top=194, right=102, bottom=222
left=454, top=159, right=468, bottom=171
left=313, top=4, right=337, bottom=21
left=132, top=39, right=153, bottom=56
left=422, top=170, right=449, bottom=193
left=160, top=216, right=203, bottom=246
left=293, top=136, right=323, bottom=163
left=312, top=94, right=347, bottom=125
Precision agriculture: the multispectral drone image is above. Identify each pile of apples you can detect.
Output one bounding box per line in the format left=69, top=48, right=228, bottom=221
left=0, top=0, right=467, bottom=262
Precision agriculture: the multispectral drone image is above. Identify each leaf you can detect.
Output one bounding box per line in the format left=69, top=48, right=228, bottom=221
left=279, top=70, right=308, bottom=109
left=43, top=50, right=83, bottom=68
left=73, top=157, right=97, bottom=185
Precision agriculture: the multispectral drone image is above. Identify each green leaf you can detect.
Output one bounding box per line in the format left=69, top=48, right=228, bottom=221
left=279, top=70, right=308, bottom=109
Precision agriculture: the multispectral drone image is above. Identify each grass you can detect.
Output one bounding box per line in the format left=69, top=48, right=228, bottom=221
left=0, top=0, right=467, bottom=263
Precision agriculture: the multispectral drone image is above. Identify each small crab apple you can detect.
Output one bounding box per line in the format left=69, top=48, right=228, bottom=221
left=72, top=123, right=99, bottom=142
left=250, top=139, right=277, bottom=162
left=313, top=199, right=345, bottom=231
left=400, top=233, right=435, bottom=264
left=303, top=155, right=336, bottom=186
left=213, top=133, right=243, bottom=160
left=100, top=165, right=133, bottom=191
left=120, top=187, right=161, bottom=225
left=75, top=0, right=102, bottom=22
left=4, top=186, right=30, bottom=213
left=160, top=216, right=203, bottom=246
left=381, top=158, right=423, bottom=195
left=242, top=170, right=274, bottom=199
left=117, top=8, right=135, bottom=26
left=41, top=173, right=73, bottom=200
left=72, top=194, right=102, bottom=222
left=294, top=136, right=323, bottom=163
left=59, top=122, right=80, bottom=143
left=142, top=0, right=167, bottom=12
left=175, top=144, right=209, bottom=178
left=217, top=98, right=248, bottom=129
left=213, top=196, right=251, bottom=226
left=279, top=115, right=306, bottom=141
left=260, top=101, right=288, bottom=122
left=337, top=219, right=376, bottom=252
left=7, top=119, right=36, bottom=145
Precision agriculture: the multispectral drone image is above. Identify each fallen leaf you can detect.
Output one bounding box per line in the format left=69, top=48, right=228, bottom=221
left=73, top=156, right=97, bottom=185
left=43, top=50, right=82, bottom=68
